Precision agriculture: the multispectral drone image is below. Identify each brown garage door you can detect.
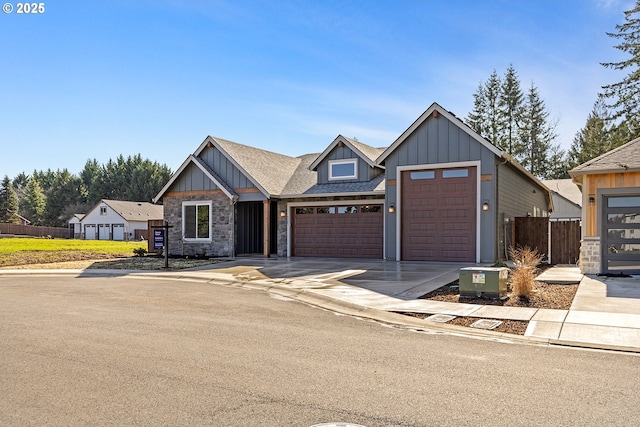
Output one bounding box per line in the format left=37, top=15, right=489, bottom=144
left=401, top=167, right=476, bottom=262
left=292, top=204, right=383, bottom=258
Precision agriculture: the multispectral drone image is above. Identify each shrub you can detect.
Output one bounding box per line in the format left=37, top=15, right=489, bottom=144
left=508, top=245, right=543, bottom=299
left=133, top=247, right=148, bottom=257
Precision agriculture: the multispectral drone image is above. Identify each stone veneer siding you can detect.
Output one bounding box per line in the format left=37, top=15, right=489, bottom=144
left=163, top=193, right=234, bottom=257
left=276, top=195, right=385, bottom=257
left=579, top=237, right=601, bottom=275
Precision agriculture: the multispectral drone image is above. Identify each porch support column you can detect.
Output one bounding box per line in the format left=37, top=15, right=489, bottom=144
left=263, top=199, right=271, bottom=258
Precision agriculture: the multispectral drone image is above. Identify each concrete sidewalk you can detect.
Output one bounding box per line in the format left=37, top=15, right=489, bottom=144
left=2, top=259, right=640, bottom=353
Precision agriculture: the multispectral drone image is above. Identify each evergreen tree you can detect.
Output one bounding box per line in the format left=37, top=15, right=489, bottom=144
left=518, top=83, right=560, bottom=179
left=22, top=178, right=46, bottom=225
left=0, top=175, right=20, bottom=223
left=43, top=169, right=85, bottom=227
left=601, top=1, right=640, bottom=140
left=467, top=70, right=503, bottom=146
left=568, top=97, right=612, bottom=169
left=498, top=64, right=525, bottom=156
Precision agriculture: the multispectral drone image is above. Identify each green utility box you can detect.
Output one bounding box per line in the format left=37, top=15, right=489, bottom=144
left=459, top=267, right=509, bottom=299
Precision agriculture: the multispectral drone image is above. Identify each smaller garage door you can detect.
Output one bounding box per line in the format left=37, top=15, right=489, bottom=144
left=602, top=195, right=640, bottom=274
left=85, top=225, right=96, bottom=240
left=112, top=224, right=125, bottom=241
left=292, top=204, right=383, bottom=258
left=99, top=224, right=110, bottom=240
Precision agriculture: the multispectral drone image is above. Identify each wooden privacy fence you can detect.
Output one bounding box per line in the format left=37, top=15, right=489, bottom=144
left=513, top=217, right=581, bottom=265
left=0, top=223, right=70, bottom=239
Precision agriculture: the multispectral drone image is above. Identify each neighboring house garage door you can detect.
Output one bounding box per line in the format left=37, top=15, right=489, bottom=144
left=85, top=224, right=96, bottom=240
left=292, top=204, right=383, bottom=258
left=99, top=224, right=110, bottom=240
left=112, top=224, right=125, bottom=241
left=401, top=166, right=476, bottom=262
left=602, top=194, right=640, bottom=274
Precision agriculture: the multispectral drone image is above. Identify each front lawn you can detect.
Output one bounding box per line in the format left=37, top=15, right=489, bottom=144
left=0, top=237, right=147, bottom=267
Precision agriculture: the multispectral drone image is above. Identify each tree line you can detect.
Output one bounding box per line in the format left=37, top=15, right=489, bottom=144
left=466, top=1, right=640, bottom=179
left=0, top=154, right=172, bottom=227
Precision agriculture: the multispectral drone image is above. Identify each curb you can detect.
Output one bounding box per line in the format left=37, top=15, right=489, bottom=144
left=2, top=269, right=638, bottom=354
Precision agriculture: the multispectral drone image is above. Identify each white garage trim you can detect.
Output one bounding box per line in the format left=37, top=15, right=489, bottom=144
left=395, top=161, right=482, bottom=263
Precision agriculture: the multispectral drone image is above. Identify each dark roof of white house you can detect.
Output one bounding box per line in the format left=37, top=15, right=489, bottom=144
left=102, top=200, right=163, bottom=221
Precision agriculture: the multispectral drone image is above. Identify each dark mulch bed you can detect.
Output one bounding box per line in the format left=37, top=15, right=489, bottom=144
left=398, top=278, right=579, bottom=335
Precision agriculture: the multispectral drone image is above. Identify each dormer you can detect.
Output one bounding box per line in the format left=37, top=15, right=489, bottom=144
left=309, top=135, right=385, bottom=185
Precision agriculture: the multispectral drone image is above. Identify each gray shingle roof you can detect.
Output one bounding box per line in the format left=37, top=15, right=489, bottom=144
left=570, top=137, right=640, bottom=174
left=102, top=200, right=163, bottom=221
left=541, top=179, right=582, bottom=207
left=212, top=137, right=302, bottom=196
left=341, top=136, right=386, bottom=164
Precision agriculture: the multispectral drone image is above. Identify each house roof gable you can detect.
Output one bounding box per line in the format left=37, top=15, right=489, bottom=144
left=376, top=102, right=503, bottom=164
left=541, top=179, right=582, bottom=208
left=309, top=135, right=385, bottom=171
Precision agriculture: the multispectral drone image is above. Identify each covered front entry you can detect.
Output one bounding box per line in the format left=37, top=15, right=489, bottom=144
left=602, top=194, right=640, bottom=274
left=236, top=201, right=277, bottom=255
left=401, top=166, right=477, bottom=262
left=291, top=204, right=384, bottom=258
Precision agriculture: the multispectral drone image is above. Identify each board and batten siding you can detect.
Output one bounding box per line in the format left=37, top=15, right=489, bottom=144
left=168, top=146, right=265, bottom=202
left=382, top=113, right=498, bottom=262
left=316, top=145, right=383, bottom=184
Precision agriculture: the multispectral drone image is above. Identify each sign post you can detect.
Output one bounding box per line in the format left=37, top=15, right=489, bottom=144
left=152, top=222, right=173, bottom=269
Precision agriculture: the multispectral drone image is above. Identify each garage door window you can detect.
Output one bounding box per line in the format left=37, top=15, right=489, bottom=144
left=410, top=171, right=435, bottom=180
left=361, top=205, right=381, bottom=213
left=338, top=206, right=357, bottom=214
left=295, top=207, right=314, bottom=214
left=442, top=169, right=469, bottom=178
left=317, top=207, right=335, bottom=214
left=183, top=201, right=211, bottom=240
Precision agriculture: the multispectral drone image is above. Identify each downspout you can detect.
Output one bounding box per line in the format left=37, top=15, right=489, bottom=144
left=496, top=156, right=509, bottom=262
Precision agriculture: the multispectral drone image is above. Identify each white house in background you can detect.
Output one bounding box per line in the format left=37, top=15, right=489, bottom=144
left=80, top=200, right=163, bottom=241
left=541, top=179, right=582, bottom=220
left=68, top=213, right=84, bottom=238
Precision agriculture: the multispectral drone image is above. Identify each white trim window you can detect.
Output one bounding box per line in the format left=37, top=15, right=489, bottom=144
left=183, top=201, right=212, bottom=241
left=329, top=159, right=358, bottom=180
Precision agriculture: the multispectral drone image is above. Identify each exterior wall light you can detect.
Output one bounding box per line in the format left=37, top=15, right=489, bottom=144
left=588, top=195, right=595, bottom=206
left=482, top=201, right=490, bottom=211
left=388, top=205, right=395, bottom=214
left=280, top=209, right=286, bottom=217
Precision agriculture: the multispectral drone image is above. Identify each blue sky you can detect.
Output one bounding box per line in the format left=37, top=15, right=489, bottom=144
left=0, top=0, right=633, bottom=179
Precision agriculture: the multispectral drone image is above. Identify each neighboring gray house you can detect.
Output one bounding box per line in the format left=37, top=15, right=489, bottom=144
left=154, top=102, right=552, bottom=263
left=79, top=199, right=163, bottom=241
left=541, top=179, right=582, bottom=220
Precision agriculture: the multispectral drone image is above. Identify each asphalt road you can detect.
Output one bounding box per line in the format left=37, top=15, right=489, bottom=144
left=1, top=274, right=639, bottom=427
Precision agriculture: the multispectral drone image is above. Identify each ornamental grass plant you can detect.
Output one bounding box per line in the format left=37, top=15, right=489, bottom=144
left=508, top=245, right=544, bottom=299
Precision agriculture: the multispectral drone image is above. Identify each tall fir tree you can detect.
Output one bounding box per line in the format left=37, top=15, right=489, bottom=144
left=22, top=178, right=47, bottom=225
left=518, top=83, right=560, bottom=179
left=467, top=70, right=503, bottom=146
left=601, top=0, right=640, bottom=141
left=498, top=64, right=525, bottom=156
left=568, top=97, right=612, bottom=169
left=0, top=175, right=20, bottom=224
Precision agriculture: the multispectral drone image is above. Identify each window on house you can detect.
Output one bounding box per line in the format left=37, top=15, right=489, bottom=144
left=317, top=207, right=336, bottom=214
left=183, top=201, right=211, bottom=240
left=100, top=206, right=107, bottom=216
left=337, top=206, right=357, bottom=214
left=329, top=159, right=357, bottom=180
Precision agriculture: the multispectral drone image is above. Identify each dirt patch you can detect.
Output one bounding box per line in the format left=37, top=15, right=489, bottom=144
left=0, top=255, right=226, bottom=271
left=400, top=279, right=578, bottom=336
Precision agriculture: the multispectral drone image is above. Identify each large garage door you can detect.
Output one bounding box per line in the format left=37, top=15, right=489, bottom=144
left=112, top=224, right=125, bottom=241
left=602, top=194, right=640, bottom=274
left=401, top=167, right=476, bottom=262
left=292, top=204, right=383, bottom=258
